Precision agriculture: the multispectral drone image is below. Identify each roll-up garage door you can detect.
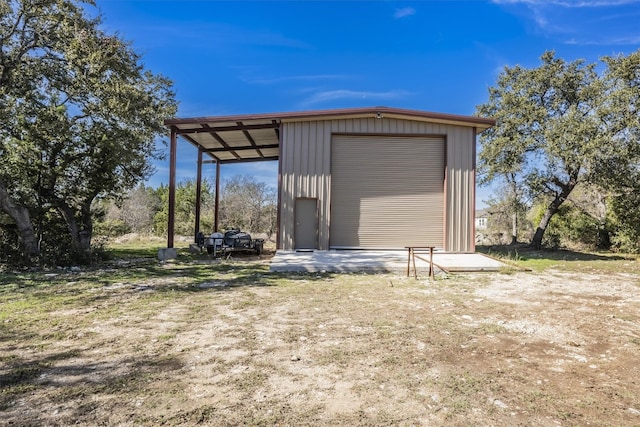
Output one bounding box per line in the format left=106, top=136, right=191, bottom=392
left=330, top=135, right=444, bottom=249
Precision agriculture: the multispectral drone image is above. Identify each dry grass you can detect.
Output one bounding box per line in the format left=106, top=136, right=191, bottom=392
left=1, top=250, right=639, bottom=426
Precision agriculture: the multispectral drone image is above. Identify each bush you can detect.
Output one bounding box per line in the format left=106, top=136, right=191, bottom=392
left=531, top=202, right=605, bottom=251
left=93, top=218, right=130, bottom=237
left=610, top=227, right=640, bottom=254
left=0, top=225, right=31, bottom=267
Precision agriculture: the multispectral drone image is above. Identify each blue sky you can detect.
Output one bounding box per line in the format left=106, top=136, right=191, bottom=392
left=95, top=0, right=640, bottom=207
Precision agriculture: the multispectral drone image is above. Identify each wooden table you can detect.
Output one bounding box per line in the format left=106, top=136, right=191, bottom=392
left=405, top=246, right=436, bottom=279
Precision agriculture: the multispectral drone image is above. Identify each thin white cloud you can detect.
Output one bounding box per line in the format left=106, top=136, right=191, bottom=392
left=530, top=6, right=573, bottom=34
left=245, top=74, right=349, bottom=85
left=493, top=0, right=640, bottom=6
left=565, top=34, right=640, bottom=45
left=394, top=7, right=416, bottom=19
left=299, top=89, right=411, bottom=107
left=493, top=0, right=640, bottom=45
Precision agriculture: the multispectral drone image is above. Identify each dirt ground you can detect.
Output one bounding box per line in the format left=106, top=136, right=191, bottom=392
left=1, top=256, right=639, bottom=426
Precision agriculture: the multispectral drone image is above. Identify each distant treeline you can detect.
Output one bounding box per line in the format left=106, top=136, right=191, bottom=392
left=94, top=175, right=277, bottom=240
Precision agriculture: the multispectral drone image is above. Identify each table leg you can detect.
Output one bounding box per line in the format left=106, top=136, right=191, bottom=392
left=412, top=248, right=417, bottom=279
left=429, top=246, right=434, bottom=279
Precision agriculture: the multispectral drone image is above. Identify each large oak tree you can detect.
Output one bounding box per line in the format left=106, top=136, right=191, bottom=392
left=0, top=0, right=177, bottom=261
left=476, top=50, right=640, bottom=249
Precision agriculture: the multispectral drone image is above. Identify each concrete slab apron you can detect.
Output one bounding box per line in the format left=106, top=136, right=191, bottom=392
left=269, top=250, right=505, bottom=273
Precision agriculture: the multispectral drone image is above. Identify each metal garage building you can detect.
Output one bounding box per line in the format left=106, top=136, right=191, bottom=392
left=164, top=106, right=494, bottom=253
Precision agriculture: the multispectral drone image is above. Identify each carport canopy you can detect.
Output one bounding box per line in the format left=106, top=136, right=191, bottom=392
left=164, top=112, right=285, bottom=248
left=165, top=114, right=281, bottom=164
left=163, top=106, right=495, bottom=249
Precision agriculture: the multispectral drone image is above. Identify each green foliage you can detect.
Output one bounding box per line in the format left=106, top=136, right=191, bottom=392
left=20, top=210, right=108, bottom=266
left=152, top=180, right=216, bottom=237
left=477, top=52, right=602, bottom=185
left=595, top=51, right=640, bottom=253
left=609, top=191, right=640, bottom=253
left=93, top=218, right=130, bottom=238
left=610, top=229, right=640, bottom=254
left=477, top=50, right=640, bottom=249
left=0, top=225, right=24, bottom=266
left=219, top=175, right=276, bottom=235
left=529, top=202, right=600, bottom=250
left=148, top=175, right=277, bottom=239
left=0, top=0, right=177, bottom=265
left=92, top=174, right=278, bottom=242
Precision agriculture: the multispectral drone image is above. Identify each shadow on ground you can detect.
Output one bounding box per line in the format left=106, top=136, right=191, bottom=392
left=477, top=244, right=632, bottom=262
left=0, top=348, right=186, bottom=425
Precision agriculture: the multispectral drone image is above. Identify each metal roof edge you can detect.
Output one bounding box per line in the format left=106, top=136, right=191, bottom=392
left=164, top=106, right=495, bottom=130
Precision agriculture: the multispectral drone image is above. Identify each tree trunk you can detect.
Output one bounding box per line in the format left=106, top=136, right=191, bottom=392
left=510, top=212, right=518, bottom=245
left=596, top=222, right=611, bottom=250
left=531, top=182, right=576, bottom=250
left=0, top=180, right=39, bottom=257
left=531, top=209, right=555, bottom=250
left=55, top=200, right=92, bottom=251
left=79, top=203, right=93, bottom=250
left=56, top=202, right=81, bottom=248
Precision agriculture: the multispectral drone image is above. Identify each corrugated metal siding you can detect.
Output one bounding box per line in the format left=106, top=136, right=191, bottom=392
left=445, top=126, right=475, bottom=252
left=279, top=121, right=331, bottom=250
left=330, top=136, right=444, bottom=248
left=278, top=117, right=476, bottom=251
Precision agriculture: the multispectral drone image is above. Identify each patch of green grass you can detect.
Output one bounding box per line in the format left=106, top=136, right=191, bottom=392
left=157, top=333, right=176, bottom=341
left=498, top=265, right=519, bottom=275
left=477, top=245, right=639, bottom=274
left=104, top=237, right=187, bottom=259
left=0, top=255, right=248, bottom=353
